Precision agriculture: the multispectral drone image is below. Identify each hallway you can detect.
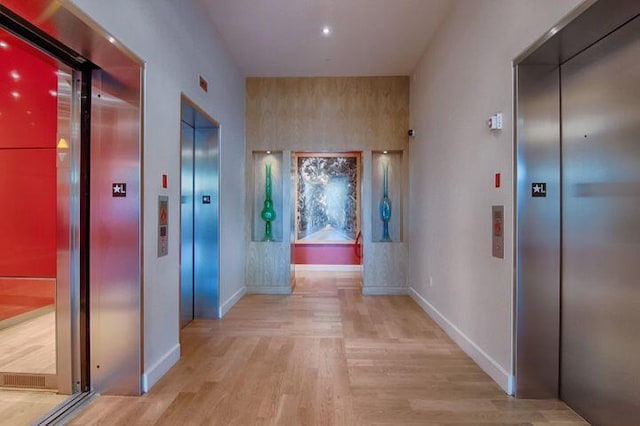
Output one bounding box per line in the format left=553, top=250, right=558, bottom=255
left=69, top=272, right=586, bottom=425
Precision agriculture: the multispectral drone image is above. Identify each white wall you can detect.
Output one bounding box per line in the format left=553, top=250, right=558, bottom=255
left=68, top=0, right=246, bottom=391
left=408, top=0, right=584, bottom=393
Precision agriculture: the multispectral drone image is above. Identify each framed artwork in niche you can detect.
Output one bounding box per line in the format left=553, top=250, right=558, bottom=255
left=294, top=153, right=360, bottom=243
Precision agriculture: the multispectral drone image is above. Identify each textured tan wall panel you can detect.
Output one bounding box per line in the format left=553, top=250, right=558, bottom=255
left=246, top=77, right=409, bottom=152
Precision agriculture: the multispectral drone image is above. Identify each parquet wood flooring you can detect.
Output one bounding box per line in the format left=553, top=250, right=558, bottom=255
left=0, top=389, right=66, bottom=426
left=0, top=310, right=55, bottom=374
left=69, top=271, right=587, bottom=425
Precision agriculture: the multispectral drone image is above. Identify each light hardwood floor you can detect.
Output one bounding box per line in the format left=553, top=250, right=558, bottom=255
left=0, top=389, right=66, bottom=425
left=69, top=271, right=587, bottom=425
left=0, top=310, right=55, bottom=374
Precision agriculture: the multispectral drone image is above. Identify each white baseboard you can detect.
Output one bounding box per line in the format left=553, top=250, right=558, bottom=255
left=295, top=264, right=362, bottom=272
left=247, top=286, right=292, bottom=295
left=409, top=287, right=511, bottom=394
left=219, top=286, right=246, bottom=318
left=142, top=343, right=180, bottom=393
left=362, top=286, right=408, bottom=295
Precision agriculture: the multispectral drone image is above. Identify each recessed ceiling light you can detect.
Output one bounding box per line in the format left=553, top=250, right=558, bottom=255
left=266, top=150, right=271, bottom=154
left=322, top=26, right=331, bottom=36
left=0, top=41, right=8, bottom=49
left=10, top=70, right=20, bottom=81
left=11, top=91, right=20, bottom=99
left=49, top=90, right=58, bottom=97
left=383, top=150, right=388, bottom=154
left=108, top=36, right=116, bottom=44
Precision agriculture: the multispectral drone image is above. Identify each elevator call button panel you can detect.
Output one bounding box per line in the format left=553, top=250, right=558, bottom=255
left=158, top=196, right=169, bottom=257
left=492, top=205, right=504, bottom=259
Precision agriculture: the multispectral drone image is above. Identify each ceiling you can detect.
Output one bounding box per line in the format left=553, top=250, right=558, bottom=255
left=199, top=0, right=454, bottom=77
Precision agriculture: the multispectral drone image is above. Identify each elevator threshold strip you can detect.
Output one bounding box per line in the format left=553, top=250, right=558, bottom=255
left=34, top=390, right=97, bottom=426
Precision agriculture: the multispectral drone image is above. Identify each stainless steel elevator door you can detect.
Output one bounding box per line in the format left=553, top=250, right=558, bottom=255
left=180, top=121, right=195, bottom=328
left=193, top=127, right=219, bottom=319
left=561, top=16, right=640, bottom=425
left=180, top=101, right=220, bottom=326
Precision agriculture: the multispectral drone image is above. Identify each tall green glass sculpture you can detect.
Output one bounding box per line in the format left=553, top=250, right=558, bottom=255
left=379, top=163, right=392, bottom=242
left=260, top=163, right=276, bottom=241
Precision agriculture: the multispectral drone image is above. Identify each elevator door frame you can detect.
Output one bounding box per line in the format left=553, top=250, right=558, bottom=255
left=1, top=1, right=145, bottom=397
left=0, top=14, right=92, bottom=395
left=180, top=115, right=195, bottom=328
left=514, top=0, right=640, bottom=407
left=180, top=95, right=221, bottom=328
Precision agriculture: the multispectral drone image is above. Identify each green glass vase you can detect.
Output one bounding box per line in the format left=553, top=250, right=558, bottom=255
left=260, top=163, right=276, bottom=241
left=379, top=163, right=392, bottom=242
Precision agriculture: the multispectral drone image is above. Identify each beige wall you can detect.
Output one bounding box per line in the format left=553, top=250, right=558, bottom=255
left=71, top=0, right=246, bottom=391
left=408, top=0, right=584, bottom=393
left=246, top=77, right=409, bottom=152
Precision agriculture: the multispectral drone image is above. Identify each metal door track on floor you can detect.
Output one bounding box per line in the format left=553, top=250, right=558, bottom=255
left=33, top=391, right=97, bottom=425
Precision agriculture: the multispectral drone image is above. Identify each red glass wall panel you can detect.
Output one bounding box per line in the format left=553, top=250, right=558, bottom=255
left=0, top=149, right=57, bottom=277
left=0, top=28, right=57, bottom=279
left=0, top=29, right=57, bottom=149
